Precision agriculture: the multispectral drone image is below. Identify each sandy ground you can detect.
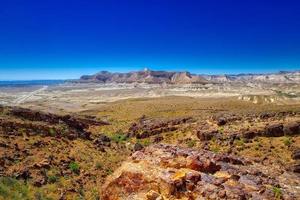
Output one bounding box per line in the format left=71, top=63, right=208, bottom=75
left=0, top=82, right=299, bottom=113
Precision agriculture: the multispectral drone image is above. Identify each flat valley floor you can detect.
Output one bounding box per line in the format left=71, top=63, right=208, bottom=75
left=1, top=82, right=299, bottom=113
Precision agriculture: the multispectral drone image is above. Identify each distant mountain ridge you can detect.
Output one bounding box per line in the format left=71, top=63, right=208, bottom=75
left=203, top=70, right=300, bottom=83
left=77, top=69, right=300, bottom=84
left=78, top=69, right=208, bottom=84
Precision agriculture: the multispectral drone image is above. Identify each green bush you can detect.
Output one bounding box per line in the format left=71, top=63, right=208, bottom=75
left=34, top=191, right=53, bottom=200
left=49, top=128, right=56, bottom=137
left=110, top=133, right=127, bottom=143
left=283, top=137, right=292, bottom=146
left=47, top=175, right=58, bottom=183
left=0, top=177, right=30, bottom=200
left=69, top=162, right=80, bottom=174
left=235, top=138, right=245, bottom=146
left=95, top=162, right=103, bottom=169
left=141, top=138, right=151, bottom=146
left=272, top=186, right=282, bottom=199
left=210, top=146, right=220, bottom=153
left=105, top=168, right=113, bottom=175
left=218, top=127, right=224, bottom=133
left=187, top=139, right=196, bottom=148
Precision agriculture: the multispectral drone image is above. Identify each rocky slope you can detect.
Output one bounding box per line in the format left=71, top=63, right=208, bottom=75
left=1, top=99, right=300, bottom=199
left=0, top=105, right=128, bottom=199
left=101, top=144, right=299, bottom=200
left=99, top=101, right=300, bottom=200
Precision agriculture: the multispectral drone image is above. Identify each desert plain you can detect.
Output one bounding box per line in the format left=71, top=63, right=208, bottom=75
left=0, top=76, right=300, bottom=199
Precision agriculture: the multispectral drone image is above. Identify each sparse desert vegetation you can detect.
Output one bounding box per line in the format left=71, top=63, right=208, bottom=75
left=0, top=83, right=300, bottom=199
left=0, top=74, right=300, bottom=199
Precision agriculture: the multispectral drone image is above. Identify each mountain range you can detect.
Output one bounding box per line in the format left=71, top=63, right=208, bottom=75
left=203, top=70, right=300, bottom=83
left=77, top=69, right=300, bottom=84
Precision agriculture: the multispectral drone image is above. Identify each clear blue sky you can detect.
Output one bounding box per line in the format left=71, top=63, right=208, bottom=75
left=0, top=0, right=300, bottom=80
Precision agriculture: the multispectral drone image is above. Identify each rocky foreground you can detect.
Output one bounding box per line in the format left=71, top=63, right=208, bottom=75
left=0, top=100, right=300, bottom=199
left=102, top=144, right=300, bottom=200
left=0, top=105, right=122, bottom=199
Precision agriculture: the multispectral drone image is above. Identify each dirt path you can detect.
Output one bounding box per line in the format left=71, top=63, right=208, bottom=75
left=13, top=86, right=48, bottom=105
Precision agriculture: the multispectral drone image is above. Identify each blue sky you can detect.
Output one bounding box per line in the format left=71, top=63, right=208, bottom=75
left=0, top=0, right=300, bottom=80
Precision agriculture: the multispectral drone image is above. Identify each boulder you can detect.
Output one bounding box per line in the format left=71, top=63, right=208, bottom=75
left=217, top=117, right=227, bottom=126
left=292, top=163, right=300, bottom=173
left=8, top=106, right=109, bottom=139
left=153, top=136, right=163, bottom=143
left=197, top=130, right=218, bottom=141
left=101, top=144, right=292, bottom=200
left=94, top=134, right=111, bottom=146
left=33, top=175, right=47, bottom=187
left=264, top=124, right=284, bottom=137
left=186, top=156, right=221, bottom=173
left=259, top=112, right=275, bottom=119
left=242, top=130, right=257, bottom=139
left=292, top=149, right=300, bottom=160
left=283, top=122, right=300, bottom=136
left=146, top=190, right=163, bottom=200
left=134, top=143, right=144, bottom=151
left=128, top=117, right=193, bottom=139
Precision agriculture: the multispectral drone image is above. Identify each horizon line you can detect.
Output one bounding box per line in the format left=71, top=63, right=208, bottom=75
left=0, top=69, right=299, bottom=81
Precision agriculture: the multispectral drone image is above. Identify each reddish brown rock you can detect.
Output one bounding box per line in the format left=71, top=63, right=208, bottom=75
left=101, top=171, right=151, bottom=200
left=264, top=124, right=284, bottom=137
left=93, top=134, right=111, bottom=148
left=128, top=117, right=193, bottom=139
left=242, top=130, right=260, bottom=139
left=259, top=112, right=275, bottom=119
left=291, top=163, right=300, bottom=173
left=146, top=190, right=162, bottom=200
left=196, top=130, right=218, bottom=141
left=217, top=117, right=227, bottom=126
left=101, top=144, right=297, bottom=200
left=11, top=107, right=109, bottom=128
left=186, top=156, right=221, bottom=173
left=33, top=174, right=47, bottom=187
left=0, top=106, right=111, bottom=140
left=283, top=122, right=300, bottom=136
left=153, top=136, right=163, bottom=143
left=292, top=149, right=300, bottom=160
left=134, top=143, right=144, bottom=151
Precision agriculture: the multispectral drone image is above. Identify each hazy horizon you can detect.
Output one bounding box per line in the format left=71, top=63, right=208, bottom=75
left=0, top=67, right=299, bottom=81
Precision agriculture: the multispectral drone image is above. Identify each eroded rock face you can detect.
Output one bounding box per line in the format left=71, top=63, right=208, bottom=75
left=292, top=149, right=300, bottom=160
left=11, top=107, right=109, bottom=130
left=292, top=163, right=300, bottom=173
left=0, top=106, right=109, bottom=140
left=0, top=106, right=114, bottom=188
left=78, top=70, right=209, bottom=84
left=284, top=122, right=300, bottom=135
left=101, top=144, right=297, bottom=200
left=128, top=117, right=193, bottom=139
left=264, top=124, right=284, bottom=137
left=196, top=129, right=219, bottom=141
